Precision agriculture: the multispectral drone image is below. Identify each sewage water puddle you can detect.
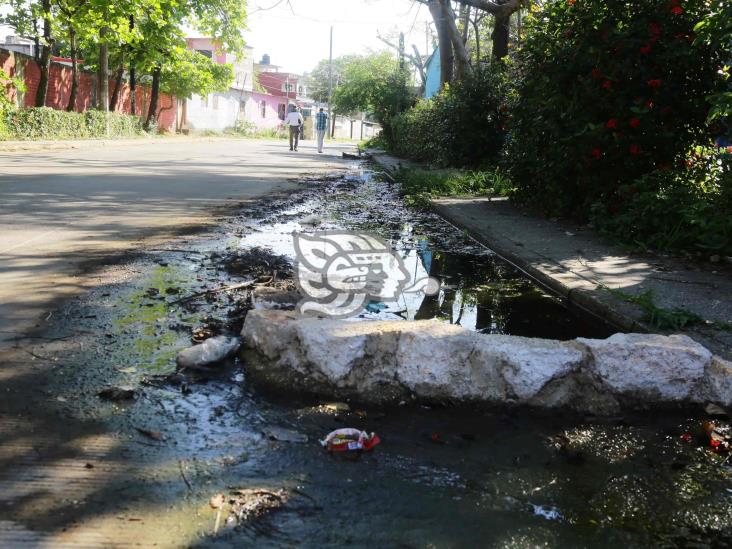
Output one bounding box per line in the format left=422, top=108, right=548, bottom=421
left=23, top=163, right=732, bottom=548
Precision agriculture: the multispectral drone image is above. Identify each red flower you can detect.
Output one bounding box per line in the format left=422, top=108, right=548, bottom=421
left=568, top=0, right=576, bottom=5
left=629, top=118, right=641, bottom=128
left=649, top=22, right=662, bottom=37
left=648, top=79, right=662, bottom=88
left=606, top=119, right=618, bottom=129
left=646, top=100, right=654, bottom=109
left=591, top=148, right=602, bottom=160
left=671, top=5, right=684, bottom=15
left=591, top=67, right=602, bottom=80
left=602, top=80, right=613, bottom=90
left=630, top=144, right=642, bottom=155
left=640, top=45, right=652, bottom=55
left=680, top=432, right=692, bottom=442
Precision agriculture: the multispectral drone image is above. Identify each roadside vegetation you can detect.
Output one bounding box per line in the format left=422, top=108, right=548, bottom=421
left=343, top=0, right=732, bottom=258
left=395, top=166, right=513, bottom=208
left=2, top=107, right=144, bottom=139
left=0, top=0, right=244, bottom=130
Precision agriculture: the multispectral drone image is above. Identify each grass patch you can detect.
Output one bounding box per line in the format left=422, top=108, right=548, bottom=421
left=604, top=286, right=732, bottom=332
left=395, top=166, right=514, bottom=209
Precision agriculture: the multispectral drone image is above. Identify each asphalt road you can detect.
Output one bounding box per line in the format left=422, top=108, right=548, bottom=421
left=0, top=137, right=350, bottom=343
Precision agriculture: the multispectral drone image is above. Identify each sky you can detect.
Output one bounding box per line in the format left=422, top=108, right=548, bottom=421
left=1, top=0, right=435, bottom=76
left=242, top=0, right=434, bottom=74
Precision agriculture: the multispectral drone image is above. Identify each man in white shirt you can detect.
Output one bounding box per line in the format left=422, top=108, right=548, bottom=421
left=284, top=106, right=304, bottom=151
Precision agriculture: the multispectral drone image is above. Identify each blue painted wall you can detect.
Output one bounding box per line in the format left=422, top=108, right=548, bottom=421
left=424, top=47, right=441, bottom=99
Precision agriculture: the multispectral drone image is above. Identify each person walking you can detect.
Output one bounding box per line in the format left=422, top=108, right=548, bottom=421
left=315, top=108, right=328, bottom=154
left=284, top=105, right=304, bottom=151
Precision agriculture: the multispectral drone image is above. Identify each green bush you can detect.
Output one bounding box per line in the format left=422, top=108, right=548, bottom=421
left=591, top=147, right=732, bottom=254
left=391, top=68, right=509, bottom=167
left=1, top=107, right=143, bottom=140
left=506, top=0, right=726, bottom=217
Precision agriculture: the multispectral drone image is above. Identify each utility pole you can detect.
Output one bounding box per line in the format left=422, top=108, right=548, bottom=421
left=327, top=25, right=333, bottom=139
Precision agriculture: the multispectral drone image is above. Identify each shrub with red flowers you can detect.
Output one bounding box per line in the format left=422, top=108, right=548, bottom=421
left=505, top=0, right=727, bottom=218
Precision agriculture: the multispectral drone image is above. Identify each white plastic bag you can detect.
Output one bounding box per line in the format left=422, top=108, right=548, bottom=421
left=176, top=336, right=240, bottom=369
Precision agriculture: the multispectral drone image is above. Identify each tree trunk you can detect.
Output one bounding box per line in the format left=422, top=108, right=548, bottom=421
left=441, top=0, right=472, bottom=80
left=109, top=58, right=124, bottom=112
left=35, top=0, right=53, bottom=107
left=128, top=15, right=136, bottom=116
left=330, top=113, right=336, bottom=138
left=66, top=27, right=78, bottom=112
left=32, top=19, right=40, bottom=63
left=492, top=12, right=511, bottom=62
left=97, top=27, right=109, bottom=112
left=145, top=65, right=161, bottom=130
left=472, top=16, right=481, bottom=64
left=428, top=0, right=453, bottom=87
left=129, top=64, right=136, bottom=116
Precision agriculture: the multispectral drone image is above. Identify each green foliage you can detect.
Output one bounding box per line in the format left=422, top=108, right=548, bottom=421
left=605, top=285, right=732, bottom=332
left=591, top=147, right=732, bottom=254
left=361, top=133, right=388, bottom=150
left=160, top=48, right=234, bottom=99
left=694, top=1, right=732, bottom=122
left=2, top=106, right=143, bottom=140
left=305, top=56, right=357, bottom=104
left=332, top=52, right=415, bottom=138
left=395, top=166, right=513, bottom=209
left=222, top=121, right=287, bottom=140
left=390, top=68, right=509, bottom=167
left=506, top=0, right=726, bottom=217
left=606, top=287, right=704, bottom=331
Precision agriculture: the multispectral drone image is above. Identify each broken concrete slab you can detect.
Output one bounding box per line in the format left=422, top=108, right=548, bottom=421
left=241, top=310, right=729, bottom=412
left=578, top=333, right=712, bottom=401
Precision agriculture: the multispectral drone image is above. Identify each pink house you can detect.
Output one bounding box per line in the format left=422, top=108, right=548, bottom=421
left=181, top=39, right=294, bottom=132
left=246, top=91, right=287, bottom=129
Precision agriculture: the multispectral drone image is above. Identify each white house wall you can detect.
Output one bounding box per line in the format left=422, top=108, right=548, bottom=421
left=185, top=90, right=245, bottom=131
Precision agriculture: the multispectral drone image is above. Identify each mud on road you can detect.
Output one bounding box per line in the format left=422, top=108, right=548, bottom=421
left=2, top=165, right=732, bottom=547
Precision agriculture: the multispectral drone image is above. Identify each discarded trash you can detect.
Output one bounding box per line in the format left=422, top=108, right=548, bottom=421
left=322, top=402, right=351, bottom=413
left=705, top=403, right=729, bottom=417
left=531, top=504, right=563, bottom=521
left=320, top=428, right=380, bottom=453
left=176, top=336, right=240, bottom=369
left=210, top=493, right=227, bottom=535
left=703, top=421, right=731, bottom=453
left=227, top=488, right=289, bottom=525
left=262, top=426, right=309, bottom=443
left=98, top=386, right=136, bottom=401
left=135, top=427, right=165, bottom=441
left=299, top=214, right=323, bottom=226
left=191, top=326, right=216, bottom=343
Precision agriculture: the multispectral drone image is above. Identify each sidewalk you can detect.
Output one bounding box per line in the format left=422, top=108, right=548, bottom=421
left=373, top=154, right=732, bottom=360
left=0, top=134, right=245, bottom=152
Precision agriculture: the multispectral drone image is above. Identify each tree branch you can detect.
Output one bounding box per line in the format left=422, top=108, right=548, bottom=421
left=454, top=0, right=524, bottom=17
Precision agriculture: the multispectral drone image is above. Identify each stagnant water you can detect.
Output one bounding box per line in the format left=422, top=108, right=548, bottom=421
left=40, top=164, right=732, bottom=547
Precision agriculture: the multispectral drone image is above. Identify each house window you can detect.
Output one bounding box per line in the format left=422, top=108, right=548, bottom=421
left=260, top=100, right=266, bottom=118
left=282, top=83, right=294, bottom=93
left=278, top=104, right=286, bottom=120
left=197, top=49, right=213, bottom=59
